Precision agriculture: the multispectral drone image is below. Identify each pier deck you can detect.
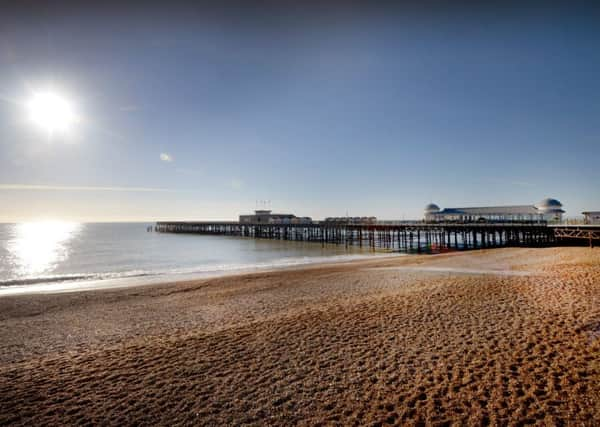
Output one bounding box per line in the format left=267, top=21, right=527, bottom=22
left=155, top=221, right=563, bottom=252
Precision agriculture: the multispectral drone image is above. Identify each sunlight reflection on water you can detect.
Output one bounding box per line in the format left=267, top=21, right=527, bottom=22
left=6, top=221, right=82, bottom=278
left=0, top=222, right=391, bottom=292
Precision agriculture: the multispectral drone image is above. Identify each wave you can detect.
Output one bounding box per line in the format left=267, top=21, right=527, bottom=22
left=0, top=272, right=154, bottom=287
left=0, top=274, right=95, bottom=287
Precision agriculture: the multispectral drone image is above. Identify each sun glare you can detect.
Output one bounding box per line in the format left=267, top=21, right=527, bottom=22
left=6, top=221, right=81, bottom=278
left=27, top=92, right=78, bottom=134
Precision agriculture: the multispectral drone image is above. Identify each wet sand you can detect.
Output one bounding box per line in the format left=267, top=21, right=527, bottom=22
left=1, top=247, right=599, bottom=425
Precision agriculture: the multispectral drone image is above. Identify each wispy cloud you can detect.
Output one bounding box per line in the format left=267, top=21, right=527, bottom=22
left=0, top=184, right=183, bottom=192
left=160, top=152, right=173, bottom=162
left=230, top=178, right=244, bottom=190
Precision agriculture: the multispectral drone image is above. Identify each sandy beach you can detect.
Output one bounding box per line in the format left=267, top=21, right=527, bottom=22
left=1, top=247, right=599, bottom=425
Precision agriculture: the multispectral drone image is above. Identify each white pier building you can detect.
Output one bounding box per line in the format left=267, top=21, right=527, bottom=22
left=424, top=198, right=564, bottom=222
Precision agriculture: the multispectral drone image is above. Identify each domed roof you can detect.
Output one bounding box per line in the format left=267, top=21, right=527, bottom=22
left=536, top=198, right=564, bottom=214
left=536, top=198, right=562, bottom=208
left=424, top=203, right=440, bottom=213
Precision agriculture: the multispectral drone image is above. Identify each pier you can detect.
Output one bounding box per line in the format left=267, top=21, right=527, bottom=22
left=550, top=225, right=600, bottom=248
left=155, top=221, right=559, bottom=253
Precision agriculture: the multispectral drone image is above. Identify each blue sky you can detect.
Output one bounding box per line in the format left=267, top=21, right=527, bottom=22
left=0, top=2, right=599, bottom=221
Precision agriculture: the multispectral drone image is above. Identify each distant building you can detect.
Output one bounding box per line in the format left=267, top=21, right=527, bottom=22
left=583, top=211, right=600, bottom=225
left=424, top=198, right=565, bottom=222
left=239, top=210, right=312, bottom=224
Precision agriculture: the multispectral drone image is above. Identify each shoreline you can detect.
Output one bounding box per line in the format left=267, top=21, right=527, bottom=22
left=0, top=252, right=401, bottom=297
left=1, top=246, right=599, bottom=425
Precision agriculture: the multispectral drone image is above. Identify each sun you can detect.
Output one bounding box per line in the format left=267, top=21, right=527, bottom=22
left=27, top=91, right=78, bottom=134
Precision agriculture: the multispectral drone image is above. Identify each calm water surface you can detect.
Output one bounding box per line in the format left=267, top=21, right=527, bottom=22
left=0, top=222, right=383, bottom=293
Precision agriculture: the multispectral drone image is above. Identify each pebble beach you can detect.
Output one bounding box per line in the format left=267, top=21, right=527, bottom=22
left=1, top=247, right=599, bottom=425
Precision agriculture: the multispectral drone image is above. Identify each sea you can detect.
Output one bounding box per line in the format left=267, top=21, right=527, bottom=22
left=0, top=222, right=384, bottom=296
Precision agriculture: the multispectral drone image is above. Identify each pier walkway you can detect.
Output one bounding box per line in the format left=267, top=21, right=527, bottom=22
left=155, top=221, right=563, bottom=253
